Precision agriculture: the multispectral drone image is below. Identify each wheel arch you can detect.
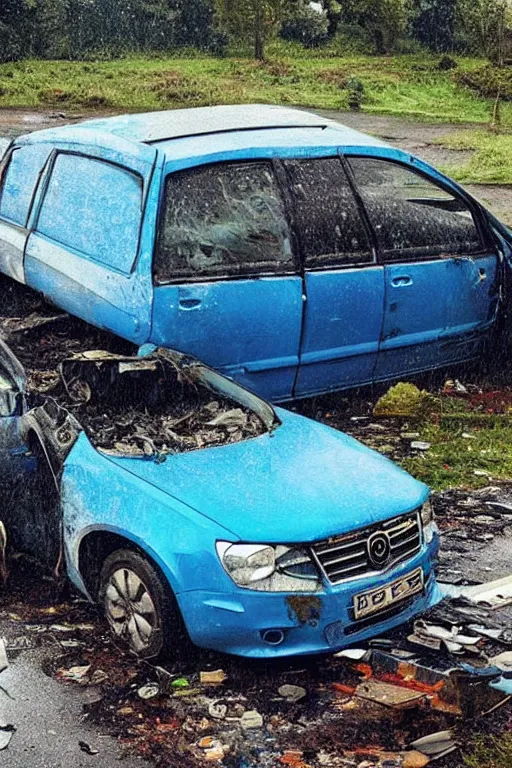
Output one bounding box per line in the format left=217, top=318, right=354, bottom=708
left=77, top=527, right=177, bottom=600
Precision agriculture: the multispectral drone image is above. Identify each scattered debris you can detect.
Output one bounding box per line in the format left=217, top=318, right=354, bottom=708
left=354, top=679, right=427, bottom=709
left=278, top=684, right=307, bottom=703
left=410, top=730, right=457, bottom=759
left=0, top=723, right=15, bottom=751
left=457, top=574, right=512, bottom=609
left=137, top=682, right=160, bottom=700
left=411, top=441, right=431, bottom=451
left=200, top=669, right=227, bottom=686
left=58, top=664, right=91, bottom=683
left=208, top=700, right=228, bottom=719
left=78, top=740, right=99, bottom=755
left=240, top=710, right=263, bottom=729
left=334, top=648, right=368, bottom=661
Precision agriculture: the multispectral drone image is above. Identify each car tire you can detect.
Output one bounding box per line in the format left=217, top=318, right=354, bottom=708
left=98, top=548, right=184, bottom=659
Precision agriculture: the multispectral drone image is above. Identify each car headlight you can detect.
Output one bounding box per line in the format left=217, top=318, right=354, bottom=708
left=216, top=542, right=321, bottom=592
left=420, top=498, right=434, bottom=527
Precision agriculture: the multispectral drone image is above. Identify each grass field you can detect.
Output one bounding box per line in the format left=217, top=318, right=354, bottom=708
left=0, top=47, right=505, bottom=124
left=4, top=45, right=512, bottom=183
left=437, top=129, right=512, bottom=184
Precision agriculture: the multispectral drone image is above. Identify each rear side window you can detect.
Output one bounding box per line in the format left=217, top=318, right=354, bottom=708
left=155, top=162, right=294, bottom=283
left=0, top=144, right=51, bottom=227
left=37, top=153, right=142, bottom=273
left=349, top=157, right=483, bottom=262
left=284, top=157, right=373, bottom=268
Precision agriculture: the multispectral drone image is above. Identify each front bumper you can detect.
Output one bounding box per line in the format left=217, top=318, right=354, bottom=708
left=176, top=535, right=440, bottom=658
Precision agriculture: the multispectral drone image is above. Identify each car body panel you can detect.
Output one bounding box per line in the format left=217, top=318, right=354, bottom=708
left=0, top=107, right=504, bottom=401
left=177, top=552, right=440, bottom=657
left=375, top=254, right=499, bottom=379
left=81, top=104, right=386, bottom=146
left=23, top=140, right=160, bottom=344
left=151, top=277, right=304, bottom=401
left=103, top=407, right=429, bottom=544
left=0, top=220, right=28, bottom=284
left=295, top=266, right=385, bottom=397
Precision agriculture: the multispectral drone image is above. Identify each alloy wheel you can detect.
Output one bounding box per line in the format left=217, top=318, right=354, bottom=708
left=104, top=567, right=158, bottom=653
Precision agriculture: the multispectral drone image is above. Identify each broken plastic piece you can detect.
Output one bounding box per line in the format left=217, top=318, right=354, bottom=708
left=410, top=729, right=456, bottom=758
left=278, top=684, right=307, bottom=703
left=240, top=710, right=263, bottom=729
left=333, top=648, right=368, bottom=660
left=457, top=574, right=512, bottom=609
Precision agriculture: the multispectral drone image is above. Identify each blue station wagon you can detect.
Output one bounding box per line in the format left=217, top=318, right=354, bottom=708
left=0, top=104, right=506, bottom=402
left=0, top=316, right=440, bottom=658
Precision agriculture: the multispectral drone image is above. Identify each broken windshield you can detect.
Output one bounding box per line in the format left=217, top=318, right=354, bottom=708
left=154, top=161, right=294, bottom=283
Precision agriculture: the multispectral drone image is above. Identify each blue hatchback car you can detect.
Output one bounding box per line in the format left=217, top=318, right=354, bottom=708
left=0, top=104, right=507, bottom=402
left=0, top=326, right=440, bottom=658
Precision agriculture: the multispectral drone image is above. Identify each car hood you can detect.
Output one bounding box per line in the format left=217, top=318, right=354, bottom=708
left=104, top=409, right=428, bottom=544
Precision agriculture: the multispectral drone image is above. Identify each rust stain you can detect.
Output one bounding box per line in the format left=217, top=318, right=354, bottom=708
left=285, top=595, right=322, bottom=625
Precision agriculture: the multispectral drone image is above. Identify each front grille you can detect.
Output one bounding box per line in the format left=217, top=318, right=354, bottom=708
left=311, top=510, right=421, bottom=585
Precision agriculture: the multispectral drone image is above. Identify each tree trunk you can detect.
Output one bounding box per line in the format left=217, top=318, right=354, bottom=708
left=373, top=28, right=386, bottom=55
left=254, top=0, right=264, bottom=60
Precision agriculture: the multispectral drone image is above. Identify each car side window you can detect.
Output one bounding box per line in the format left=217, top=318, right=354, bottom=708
left=0, top=144, right=51, bottom=227
left=283, top=157, right=373, bottom=268
left=154, top=162, right=294, bottom=283
left=349, top=157, right=483, bottom=262
left=37, top=153, right=143, bottom=273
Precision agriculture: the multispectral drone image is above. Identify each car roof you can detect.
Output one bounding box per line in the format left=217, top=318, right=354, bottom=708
left=17, top=104, right=387, bottom=157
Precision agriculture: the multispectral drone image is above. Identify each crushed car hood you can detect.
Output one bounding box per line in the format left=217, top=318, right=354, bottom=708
left=104, top=408, right=428, bottom=543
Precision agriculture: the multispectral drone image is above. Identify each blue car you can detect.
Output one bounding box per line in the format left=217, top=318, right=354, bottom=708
left=0, top=327, right=440, bottom=658
left=0, top=104, right=506, bottom=402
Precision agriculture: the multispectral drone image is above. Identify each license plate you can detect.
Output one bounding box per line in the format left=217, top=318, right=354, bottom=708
left=353, top=567, right=424, bottom=620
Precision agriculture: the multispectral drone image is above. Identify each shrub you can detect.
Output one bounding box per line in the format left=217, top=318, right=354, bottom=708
left=280, top=4, right=330, bottom=48
left=0, top=22, right=22, bottom=62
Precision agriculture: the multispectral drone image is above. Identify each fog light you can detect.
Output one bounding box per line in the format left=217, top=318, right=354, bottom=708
left=261, top=629, right=285, bottom=646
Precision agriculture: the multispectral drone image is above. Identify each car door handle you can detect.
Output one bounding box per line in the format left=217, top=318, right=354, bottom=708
left=179, top=298, right=202, bottom=309
left=391, top=276, right=413, bottom=287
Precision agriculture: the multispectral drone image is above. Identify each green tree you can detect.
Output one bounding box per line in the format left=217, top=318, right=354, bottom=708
left=410, top=0, right=457, bottom=52
left=341, top=0, right=408, bottom=53
left=25, top=0, right=68, bottom=58
left=0, top=0, right=28, bottom=61
left=215, top=0, right=286, bottom=59
left=455, top=0, right=509, bottom=63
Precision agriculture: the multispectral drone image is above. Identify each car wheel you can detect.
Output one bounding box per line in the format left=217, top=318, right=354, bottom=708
left=98, top=549, right=181, bottom=659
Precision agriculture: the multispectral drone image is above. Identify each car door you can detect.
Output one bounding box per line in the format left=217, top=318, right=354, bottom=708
left=282, top=157, right=385, bottom=398
left=24, top=143, right=157, bottom=345
left=0, top=143, right=52, bottom=283
left=348, top=156, right=499, bottom=379
left=151, top=160, right=303, bottom=401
